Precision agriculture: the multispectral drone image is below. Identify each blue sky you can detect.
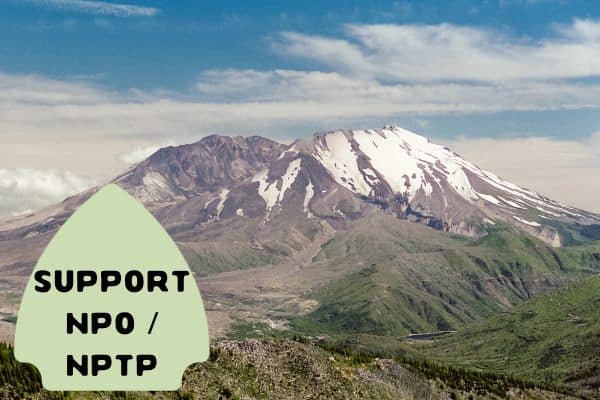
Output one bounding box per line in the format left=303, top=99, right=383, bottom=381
left=1, top=0, right=600, bottom=215
left=0, top=0, right=598, bottom=138
left=1, top=0, right=598, bottom=90
left=0, top=2, right=596, bottom=91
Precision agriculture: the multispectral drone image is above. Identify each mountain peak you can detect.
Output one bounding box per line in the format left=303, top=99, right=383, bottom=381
left=279, top=126, right=599, bottom=245
left=309, top=125, right=435, bottom=149
left=116, top=133, right=285, bottom=204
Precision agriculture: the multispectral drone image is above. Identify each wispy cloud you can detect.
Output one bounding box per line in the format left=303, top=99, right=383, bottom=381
left=195, top=68, right=600, bottom=112
left=26, top=0, right=159, bottom=17
left=2, top=20, right=598, bottom=141
left=274, top=19, right=600, bottom=82
left=0, top=70, right=108, bottom=105
left=1, top=21, right=599, bottom=144
left=118, top=141, right=174, bottom=165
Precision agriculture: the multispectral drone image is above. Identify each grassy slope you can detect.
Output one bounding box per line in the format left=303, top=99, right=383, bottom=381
left=178, top=217, right=325, bottom=276
left=179, top=241, right=285, bottom=276
left=422, top=276, right=600, bottom=395
left=291, top=214, right=600, bottom=337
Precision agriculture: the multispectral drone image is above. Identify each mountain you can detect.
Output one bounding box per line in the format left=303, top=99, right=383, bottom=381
left=116, top=126, right=599, bottom=247
left=1, top=126, right=600, bottom=340
left=1, top=125, right=600, bottom=399
left=424, top=275, right=600, bottom=397
left=301, top=127, right=599, bottom=245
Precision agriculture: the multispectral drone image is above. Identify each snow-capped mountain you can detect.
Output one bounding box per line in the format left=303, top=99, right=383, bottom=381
left=108, top=125, right=598, bottom=247
left=1, top=125, right=599, bottom=283
left=294, top=126, right=600, bottom=245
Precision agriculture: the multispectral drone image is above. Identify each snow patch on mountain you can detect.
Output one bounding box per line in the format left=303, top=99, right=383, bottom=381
left=140, top=171, right=175, bottom=202
left=304, top=179, right=314, bottom=217
left=254, top=158, right=302, bottom=212
left=513, top=216, right=541, bottom=227
left=535, top=206, right=563, bottom=218
left=277, top=144, right=299, bottom=160
left=354, top=129, right=435, bottom=198
left=447, top=167, right=477, bottom=202
left=281, top=158, right=302, bottom=198
left=314, top=131, right=371, bottom=196
left=216, top=188, right=230, bottom=218
left=498, top=196, right=526, bottom=209
left=362, top=168, right=380, bottom=186
left=476, top=192, right=500, bottom=205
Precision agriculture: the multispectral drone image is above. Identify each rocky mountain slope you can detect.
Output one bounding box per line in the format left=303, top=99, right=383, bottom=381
left=0, top=126, right=599, bottom=339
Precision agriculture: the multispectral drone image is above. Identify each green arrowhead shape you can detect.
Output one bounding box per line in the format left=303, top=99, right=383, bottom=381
left=15, top=184, right=210, bottom=390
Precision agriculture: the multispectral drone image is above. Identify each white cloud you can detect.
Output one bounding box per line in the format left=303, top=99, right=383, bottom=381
left=273, top=32, right=372, bottom=77
left=196, top=69, right=378, bottom=102
left=0, top=169, right=93, bottom=217
left=194, top=68, right=600, bottom=111
left=26, top=0, right=158, bottom=17
left=1, top=64, right=600, bottom=220
left=119, top=142, right=174, bottom=165
left=445, top=132, right=600, bottom=213
left=275, top=19, right=600, bottom=82
left=2, top=21, right=600, bottom=145
left=0, top=70, right=108, bottom=105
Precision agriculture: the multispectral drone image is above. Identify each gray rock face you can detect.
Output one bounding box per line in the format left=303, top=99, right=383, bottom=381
left=115, top=135, right=286, bottom=203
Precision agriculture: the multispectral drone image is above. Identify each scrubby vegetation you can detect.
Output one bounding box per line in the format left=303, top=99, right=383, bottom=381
left=314, top=336, right=569, bottom=398
left=0, top=339, right=577, bottom=400
left=0, top=342, right=66, bottom=399
left=425, top=276, right=600, bottom=398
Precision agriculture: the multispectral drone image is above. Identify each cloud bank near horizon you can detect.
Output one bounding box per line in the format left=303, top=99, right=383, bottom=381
left=0, top=168, right=93, bottom=217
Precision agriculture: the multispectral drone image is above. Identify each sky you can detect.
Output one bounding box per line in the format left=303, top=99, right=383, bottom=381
left=1, top=0, right=600, bottom=216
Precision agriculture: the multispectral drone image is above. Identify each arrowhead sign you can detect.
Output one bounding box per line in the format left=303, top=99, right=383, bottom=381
left=15, top=184, right=210, bottom=390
